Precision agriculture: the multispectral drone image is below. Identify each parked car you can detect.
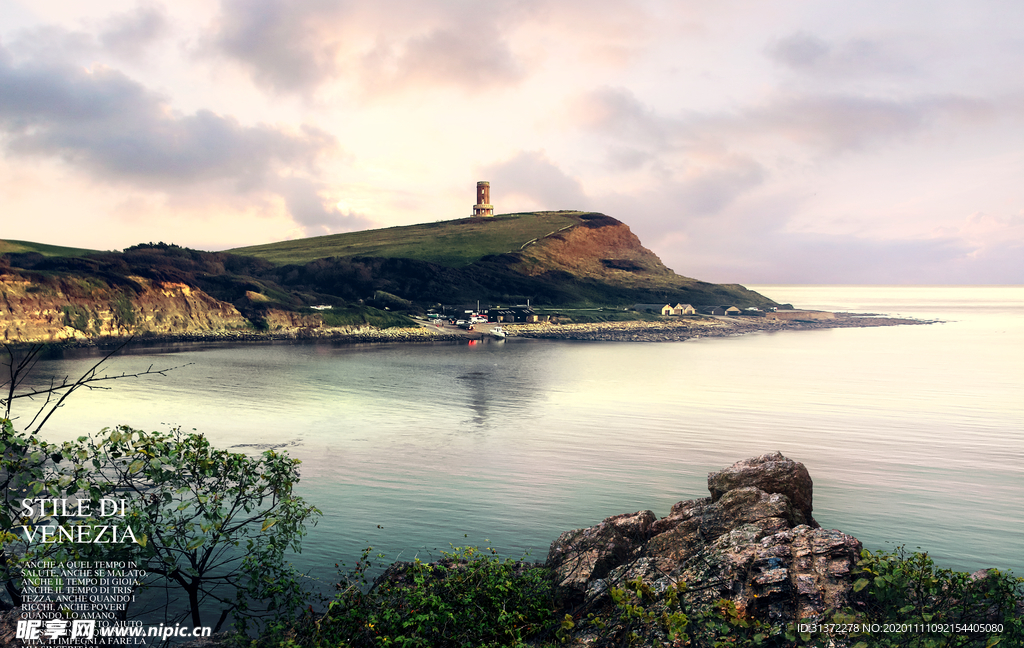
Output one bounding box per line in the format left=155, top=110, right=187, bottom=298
left=457, top=321, right=474, bottom=330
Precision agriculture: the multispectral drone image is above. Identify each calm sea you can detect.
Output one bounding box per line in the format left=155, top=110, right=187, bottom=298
left=18, top=285, right=1024, bottom=579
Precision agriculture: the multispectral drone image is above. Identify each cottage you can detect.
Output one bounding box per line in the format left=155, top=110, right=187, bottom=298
left=632, top=303, right=671, bottom=314
left=486, top=306, right=539, bottom=323
left=699, top=306, right=725, bottom=316
left=723, top=306, right=742, bottom=315
left=672, top=303, right=696, bottom=315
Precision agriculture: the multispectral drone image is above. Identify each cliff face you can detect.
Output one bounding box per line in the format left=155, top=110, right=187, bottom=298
left=515, top=214, right=682, bottom=288
left=0, top=271, right=248, bottom=343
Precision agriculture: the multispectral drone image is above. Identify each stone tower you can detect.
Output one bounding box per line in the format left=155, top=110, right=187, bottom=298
left=472, top=181, right=493, bottom=217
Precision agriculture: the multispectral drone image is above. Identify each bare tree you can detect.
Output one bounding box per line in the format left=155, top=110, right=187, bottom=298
left=1, top=338, right=187, bottom=610
left=2, top=338, right=188, bottom=435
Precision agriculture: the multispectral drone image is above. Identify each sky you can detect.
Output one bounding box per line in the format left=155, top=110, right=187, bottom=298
left=1, top=0, right=1022, bottom=284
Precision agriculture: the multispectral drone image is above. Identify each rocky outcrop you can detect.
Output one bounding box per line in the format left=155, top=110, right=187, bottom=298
left=548, top=452, right=862, bottom=638
left=517, top=214, right=681, bottom=287
left=0, top=271, right=249, bottom=342
left=707, top=452, right=816, bottom=526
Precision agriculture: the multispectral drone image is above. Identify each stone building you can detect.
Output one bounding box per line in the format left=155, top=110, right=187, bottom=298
left=472, top=181, right=493, bottom=216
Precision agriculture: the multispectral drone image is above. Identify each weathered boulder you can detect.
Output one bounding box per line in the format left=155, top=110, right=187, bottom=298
left=548, top=509, right=656, bottom=597
left=694, top=524, right=862, bottom=621
left=641, top=486, right=801, bottom=567
left=707, top=451, right=817, bottom=527
left=546, top=453, right=861, bottom=634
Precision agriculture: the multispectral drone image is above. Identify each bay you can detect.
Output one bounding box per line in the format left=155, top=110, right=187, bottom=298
left=18, top=285, right=1024, bottom=580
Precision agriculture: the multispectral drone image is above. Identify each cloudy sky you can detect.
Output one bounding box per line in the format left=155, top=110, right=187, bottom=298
left=1, top=0, right=1022, bottom=283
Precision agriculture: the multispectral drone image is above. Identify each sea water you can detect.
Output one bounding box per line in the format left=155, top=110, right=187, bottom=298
left=16, top=285, right=1024, bottom=581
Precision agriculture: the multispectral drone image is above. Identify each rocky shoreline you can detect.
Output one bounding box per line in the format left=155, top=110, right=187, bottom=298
left=503, top=314, right=933, bottom=342
left=6, top=325, right=467, bottom=349
left=5, top=313, right=934, bottom=350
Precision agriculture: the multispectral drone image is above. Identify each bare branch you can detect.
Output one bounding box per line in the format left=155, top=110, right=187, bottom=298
left=0, top=338, right=191, bottom=435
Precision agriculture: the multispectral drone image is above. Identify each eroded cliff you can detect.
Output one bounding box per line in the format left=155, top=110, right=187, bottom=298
left=515, top=214, right=680, bottom=288
left=0, top=271, right=249, bottom=343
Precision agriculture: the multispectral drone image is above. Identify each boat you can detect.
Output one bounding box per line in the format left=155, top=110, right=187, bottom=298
left=490, top=326, right=506, bottom=339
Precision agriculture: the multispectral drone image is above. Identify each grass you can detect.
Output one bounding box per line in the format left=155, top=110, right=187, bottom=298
left=538, top=308, right=666, bottom=323
left=226, top=212, right=584, bottom=268
left=314, top=306, right=418, bottom=329
left=0, top=239, right=99, bottom=257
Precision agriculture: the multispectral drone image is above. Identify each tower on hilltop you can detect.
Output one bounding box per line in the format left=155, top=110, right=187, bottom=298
left=472, top=181, right=493, bottom=217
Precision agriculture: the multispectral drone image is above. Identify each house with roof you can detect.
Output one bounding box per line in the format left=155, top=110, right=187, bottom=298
left=486, top=306, right=540, bottom=322
left=632, top=303, right=672, bottom=315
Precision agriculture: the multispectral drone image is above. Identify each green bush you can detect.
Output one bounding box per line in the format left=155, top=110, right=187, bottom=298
left=570, top=576, right=804, bottom=648
left=256, top=545, right=557, bottom=648
left=0, top=421, right=320, bottom=630
left=845, top=547, right=1023, bottom=648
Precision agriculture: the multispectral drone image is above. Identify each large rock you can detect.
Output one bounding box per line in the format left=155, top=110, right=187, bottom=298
left=708, top=451, right=817, bottom=526
left=547, top=453, right=860, bottom=637
left=547, top=510, right=656, bottom=599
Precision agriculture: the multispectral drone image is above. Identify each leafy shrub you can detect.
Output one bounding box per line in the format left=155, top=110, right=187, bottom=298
left=0, top=419, right=319, bottom=631
left=845, top=547, right=1023, bottom=648
left=568, top=576, right=805, bottom=648
left=256, top=545, right=556, bottom=648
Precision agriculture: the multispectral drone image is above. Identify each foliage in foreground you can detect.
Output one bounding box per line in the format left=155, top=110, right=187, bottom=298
left=247, top=544, right=1023, bottom=648
left=0, top=420, right=319, bottom=630
left=255, top=545, right=557, bottom=648
left=843, top=546, right=1023, bottom=648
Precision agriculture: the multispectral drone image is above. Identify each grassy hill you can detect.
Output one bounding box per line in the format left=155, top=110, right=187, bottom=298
left=2, top=213, right=777, bottom=315
left=0, top=239, right=99, bottom=258
left=227, top=212, right=584, bottom=267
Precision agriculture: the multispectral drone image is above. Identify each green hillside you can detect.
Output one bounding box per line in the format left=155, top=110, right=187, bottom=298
left=0, top=239, right=99, bottom=258
left=227, top=212, right=583, bottom=267
left=2, top=212, right=778, bottom=313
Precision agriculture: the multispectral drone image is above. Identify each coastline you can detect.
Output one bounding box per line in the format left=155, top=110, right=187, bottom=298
left=501, top=313, right=933, bottom=342
left=5, top=313, right=935, bottom=349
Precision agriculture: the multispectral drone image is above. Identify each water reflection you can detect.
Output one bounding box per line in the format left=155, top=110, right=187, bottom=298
left=456, top=371, right=492, bottom=427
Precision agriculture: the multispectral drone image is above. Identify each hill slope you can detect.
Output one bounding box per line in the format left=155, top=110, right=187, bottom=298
left=228, top=211, right=773, bottom=308
left=1, top=212, right=776, bottom=342
left=228, top=212, right=584, bottom=267
left=0, top=239, right=99, bottom=258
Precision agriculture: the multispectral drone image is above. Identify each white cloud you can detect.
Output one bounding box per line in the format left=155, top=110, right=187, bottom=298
left=481, top=151, right=590, bottom=212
